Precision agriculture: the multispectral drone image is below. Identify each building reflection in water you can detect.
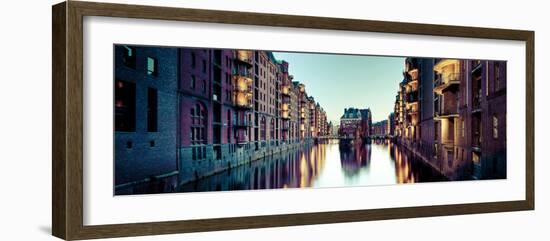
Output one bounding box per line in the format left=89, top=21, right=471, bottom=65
left=179, top=139, right=446, bottom=193
left=339, top=141, right=371, bottom=177
left=388, top=140, right=446, bottom=184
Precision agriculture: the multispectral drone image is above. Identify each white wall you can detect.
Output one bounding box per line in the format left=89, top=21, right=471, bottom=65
left=0, top=0, right=547, bottom=240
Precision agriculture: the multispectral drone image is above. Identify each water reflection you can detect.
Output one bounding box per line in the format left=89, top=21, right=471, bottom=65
left=339, top=141, right=371, bottom=176
left=179, top=139, right=446, bottom=193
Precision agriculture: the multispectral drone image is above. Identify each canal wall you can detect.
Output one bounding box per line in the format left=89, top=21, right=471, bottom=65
left=177, top=139, right=314, bottom=186
left=178, top=141, right=322, bottom=192
left=115, top=139, right=315, bottom=195
left=393, top=139, right=468, bottom=181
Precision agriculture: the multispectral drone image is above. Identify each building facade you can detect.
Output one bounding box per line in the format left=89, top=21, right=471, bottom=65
left=359, top=108, right=373, bottom=139
left=417, top=58, right=436, bottom=169
left=392, top=57, right=507, bottom=180
left=338, top=108, right=372, bottom=140
left=114, top=46, right=179, bottom=194
left=372, top=120, right=388, bottom=137
left=114, top=46, right=330, bottom=193
left=387, top=112, right=395, bottom=137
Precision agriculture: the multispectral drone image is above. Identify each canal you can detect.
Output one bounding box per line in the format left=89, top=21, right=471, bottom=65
left=179, top=139, right=447, bottom=193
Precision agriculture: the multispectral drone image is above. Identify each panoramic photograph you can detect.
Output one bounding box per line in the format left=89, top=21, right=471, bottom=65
left=113, top=45, right=507, bottom=195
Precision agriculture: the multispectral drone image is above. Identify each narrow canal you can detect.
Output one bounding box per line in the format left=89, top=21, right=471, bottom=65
left=179, top=140, right=447, bottom=193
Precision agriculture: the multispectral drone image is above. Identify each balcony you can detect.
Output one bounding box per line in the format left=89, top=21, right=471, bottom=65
left=282, top=103, right=290, bottom=111
left=406, top=91, right=418, bottom=103
left=281, top=84, right=291, bottom=96
left=282, top=95, right=291, bottom=104
left=434, top=72, right=460, bottom=94
left=298, top=84, right=305, bottom=93
left=471, top=114, right=481, bottom=150
left=234, top=75, right=253, bottom=92
left=282, top=110, right=291, bottom=119
left=433, top=59, right=460, bottom=94
left=406, top=103, right=418, bottom=111
left=406, top=81, right=418, bottom=93
left=233, top=75, right=253, bottom=109
left=472, top=134, right=481, bottom=152
left=472, top=88, right=482, bottom=112
left=235, top=50, right=253, bottom=66
left=435, top=102, right=458, bottom=119
left=407, top=68, right=419, bottom=86
left=406, top=112, right=418, bottom=124
left=282, top=103, right=291, bottom=119
left=436, top=109, right=458, bottom=119
left=471, top=60, right=482, bottom=73
left=434, top=59, right=459, bottom=71
left=408, top=68, right=419, bottom=79
left=405, top=91, right=418, bottom=111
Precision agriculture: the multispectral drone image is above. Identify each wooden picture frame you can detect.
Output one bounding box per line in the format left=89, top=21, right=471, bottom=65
left=52, top=1, right=534, bottom=240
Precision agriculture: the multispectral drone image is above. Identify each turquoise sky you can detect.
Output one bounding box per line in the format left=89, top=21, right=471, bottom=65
left=273, top=52, right=405, bottom=124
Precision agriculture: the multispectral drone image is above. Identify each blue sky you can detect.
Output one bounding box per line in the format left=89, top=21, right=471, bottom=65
left=273, top=52, right=405, bottom=124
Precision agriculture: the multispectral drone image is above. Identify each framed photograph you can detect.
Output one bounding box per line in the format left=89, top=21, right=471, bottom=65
left=52, top=1, right=534, bottom=240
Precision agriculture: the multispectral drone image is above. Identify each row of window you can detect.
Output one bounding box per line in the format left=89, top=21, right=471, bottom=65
left=191, top=51, right=235, bottom=73
left=455, top=114, right=499, bottom=141
left=190, top=104, right=247, bottom=145
left=190, top=52, right=207, bottom=74
left=189, top=75, right=208, bottom=94
left=405, top=61, right=503, bottom=108
left=122, top=46, right=158, bottom=76
left=188, top=73, right=235, bottom=101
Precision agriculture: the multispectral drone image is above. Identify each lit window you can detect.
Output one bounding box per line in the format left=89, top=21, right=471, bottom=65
left=492, top=115, right=499, bottom=139
left=122, top=46, right=136, bottom=69
left=114, top=79, right=135, bottom=132
left=461, top=120, right=465, bottom=137
left=147, top=57, right=157, bottom=76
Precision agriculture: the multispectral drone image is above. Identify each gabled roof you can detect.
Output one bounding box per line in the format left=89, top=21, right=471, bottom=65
left=266, top=51, right=281, bottom=64
left=341, top=107, right=372, bottom=120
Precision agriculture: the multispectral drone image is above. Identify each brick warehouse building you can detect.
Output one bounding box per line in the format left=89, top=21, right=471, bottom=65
left=114, top=46, right=329, bottom=194
left=393, top=57, right=506, bottom=180
left=387, top=112, right=395, bottom=137
left=114, top=46, right=179, bottom=193
left=372, top=120, right=388, bottom=138
left=338, top=108, right=372, bottom=140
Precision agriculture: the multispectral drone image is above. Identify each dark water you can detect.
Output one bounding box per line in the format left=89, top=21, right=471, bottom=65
left=179, top=139, right=447, bottom=193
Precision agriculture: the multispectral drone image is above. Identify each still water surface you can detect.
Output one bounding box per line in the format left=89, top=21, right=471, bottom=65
left=179, top=139, right=446, bottom=192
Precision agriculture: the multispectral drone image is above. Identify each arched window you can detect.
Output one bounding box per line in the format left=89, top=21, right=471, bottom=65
left=191, top=102, right=207, bottom=160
